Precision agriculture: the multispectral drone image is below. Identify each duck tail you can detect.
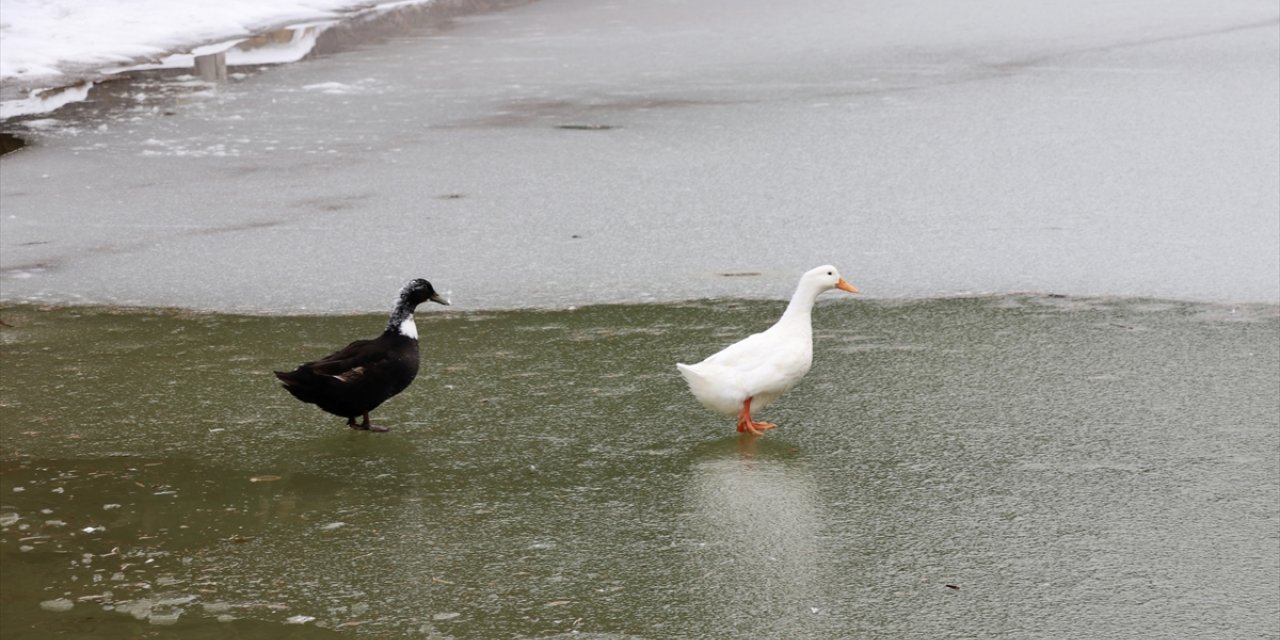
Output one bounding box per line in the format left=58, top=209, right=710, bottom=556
left=677, top=362, right=740, bottom=416
left=274, top=369, right=321, bottom=404
left=676, top=362, right=708, bottom=394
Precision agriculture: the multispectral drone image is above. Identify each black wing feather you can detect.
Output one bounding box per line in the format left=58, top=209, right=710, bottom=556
left=275, top=334, right=419, bottom=418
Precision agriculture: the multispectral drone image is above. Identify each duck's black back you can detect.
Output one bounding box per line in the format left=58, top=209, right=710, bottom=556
left=276, top=332, right=420, bottom=419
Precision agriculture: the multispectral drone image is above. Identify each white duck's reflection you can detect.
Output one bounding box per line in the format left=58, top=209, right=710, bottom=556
left=682, top=437, right=831, bottom=637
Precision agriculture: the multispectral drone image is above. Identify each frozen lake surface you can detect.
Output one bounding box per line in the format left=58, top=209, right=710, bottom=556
left=1, top=297, right=1277, bottom=638
left=1, top=0, right=1277, bottom=312
left=1, top=3, right=1277, bottom=637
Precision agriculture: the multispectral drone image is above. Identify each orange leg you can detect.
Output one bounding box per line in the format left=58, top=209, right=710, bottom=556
left=736, top=397, right=777, bottom=436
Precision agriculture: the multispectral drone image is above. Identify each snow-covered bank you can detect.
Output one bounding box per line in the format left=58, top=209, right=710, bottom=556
left=0, top=0, right=433, bottom=108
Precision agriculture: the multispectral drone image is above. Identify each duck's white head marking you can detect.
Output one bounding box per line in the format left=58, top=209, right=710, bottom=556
left=397, top=315, right=419, bottom=340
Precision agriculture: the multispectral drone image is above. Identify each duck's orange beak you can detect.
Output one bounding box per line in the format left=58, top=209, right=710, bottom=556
left=836, top=278, right=859, bottom=294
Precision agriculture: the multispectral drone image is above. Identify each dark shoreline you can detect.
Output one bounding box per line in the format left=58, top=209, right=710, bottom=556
left=2, top=293, right=1279, bottom=322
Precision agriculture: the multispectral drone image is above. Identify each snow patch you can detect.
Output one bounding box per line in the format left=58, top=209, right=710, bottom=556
left=0, top=83, right=92, bottom=120
left=301, top=81, right=361, bottom=95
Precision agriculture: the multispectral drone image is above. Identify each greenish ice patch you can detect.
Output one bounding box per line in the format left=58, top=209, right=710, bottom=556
left=1, top=296, right=1277, bottom=639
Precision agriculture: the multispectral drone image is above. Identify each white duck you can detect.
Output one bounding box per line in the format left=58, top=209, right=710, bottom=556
left=677, top=265, right=859, bottom=435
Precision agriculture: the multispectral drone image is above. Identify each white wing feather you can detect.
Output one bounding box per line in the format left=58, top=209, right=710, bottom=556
left=677, top=327, right=812, bottom=415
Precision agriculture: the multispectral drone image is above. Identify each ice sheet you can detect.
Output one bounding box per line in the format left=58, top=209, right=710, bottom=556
left=1, top=0, right=1277, bottom=311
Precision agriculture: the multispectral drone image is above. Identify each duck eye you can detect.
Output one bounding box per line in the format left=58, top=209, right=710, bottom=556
left=827, top=271, right=833, bottom=276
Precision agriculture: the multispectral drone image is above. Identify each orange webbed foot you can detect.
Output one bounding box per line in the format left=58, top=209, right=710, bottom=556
left=736, top=419, right=776, bottom=436
left=735, top=397, right=778, bottom=436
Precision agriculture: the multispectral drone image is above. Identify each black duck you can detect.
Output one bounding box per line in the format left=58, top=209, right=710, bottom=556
left=275, top=278, right=449, bottom=432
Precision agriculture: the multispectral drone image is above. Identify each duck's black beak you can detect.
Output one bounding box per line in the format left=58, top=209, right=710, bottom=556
left=429, top=292, right=451, bottom=306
